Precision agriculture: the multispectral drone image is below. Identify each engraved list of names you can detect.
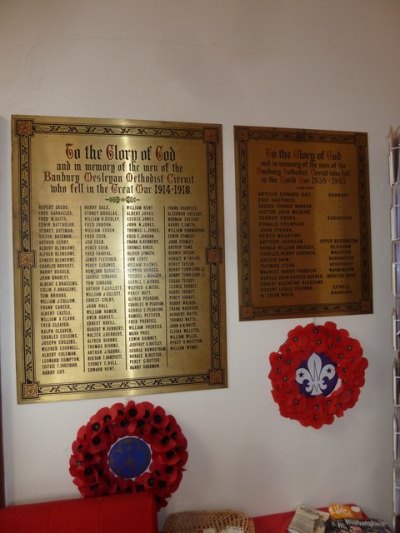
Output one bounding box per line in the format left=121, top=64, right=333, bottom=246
left=12, top=116, right=226, bottom=403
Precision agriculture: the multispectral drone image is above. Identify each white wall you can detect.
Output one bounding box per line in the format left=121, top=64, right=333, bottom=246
left=0, top=0, right=398, bottom=527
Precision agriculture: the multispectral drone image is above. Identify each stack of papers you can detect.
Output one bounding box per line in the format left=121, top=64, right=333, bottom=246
left=288, top=505, right=330, bottom=533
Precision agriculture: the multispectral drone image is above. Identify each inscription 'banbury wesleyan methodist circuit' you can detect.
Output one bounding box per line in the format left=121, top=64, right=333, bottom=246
left=12, top=116, right=227, bottom=403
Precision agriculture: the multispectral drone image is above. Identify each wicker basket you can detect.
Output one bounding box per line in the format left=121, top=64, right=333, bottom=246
left=163, top=509, right=256, bottom=533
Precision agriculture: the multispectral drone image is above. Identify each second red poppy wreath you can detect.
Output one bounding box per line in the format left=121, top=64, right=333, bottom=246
left=268, top=321, right=368, bottom=429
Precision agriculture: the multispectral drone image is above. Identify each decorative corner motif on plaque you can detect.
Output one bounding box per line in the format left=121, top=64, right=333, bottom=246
left=241, top=306, right=254, bottom=319
left=361, top=300, right=372, bottom=312
left=18, top=251, right=35, bottom=268
left=354, top=133, right=367, bottom=146
left=206, top=248, right=222, bottom=263
left=22, top=382, right=39, bottom=399
left=203, top=128, right=218, bottom=143
left=235, top=127, right=249, bottom=141
left=16, top=120, right=33, bottom=136
left=209, top=369, right=223, bottom=385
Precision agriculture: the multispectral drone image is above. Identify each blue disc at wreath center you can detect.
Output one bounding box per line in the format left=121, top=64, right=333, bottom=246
left=108, top=436, right=151, bottom=479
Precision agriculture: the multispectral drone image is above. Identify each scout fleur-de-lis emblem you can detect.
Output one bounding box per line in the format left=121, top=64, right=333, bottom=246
left=296, top=353, right=337, bottom=397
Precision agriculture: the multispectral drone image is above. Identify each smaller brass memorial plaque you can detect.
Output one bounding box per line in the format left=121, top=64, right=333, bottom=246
left=12, top=115, right=227, bottom=403
left=235, top=125, right=372, bottom=320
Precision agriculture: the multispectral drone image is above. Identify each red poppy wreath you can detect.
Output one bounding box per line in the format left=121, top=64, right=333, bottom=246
left=69, top=401, right=188, bottom=509
left=268, top=321, right=368, bottom=429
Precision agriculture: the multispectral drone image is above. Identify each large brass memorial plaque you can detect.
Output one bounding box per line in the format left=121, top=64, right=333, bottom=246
left=235, top=126, right=372, bottom=320
left=12, top=115, right=227, bottom=403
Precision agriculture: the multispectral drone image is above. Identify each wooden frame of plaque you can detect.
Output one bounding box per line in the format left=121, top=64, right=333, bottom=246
left=12, top=115, right=227, bottom=403
left=235, top=125, right=372, bottom=320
